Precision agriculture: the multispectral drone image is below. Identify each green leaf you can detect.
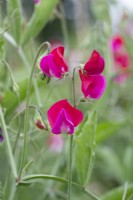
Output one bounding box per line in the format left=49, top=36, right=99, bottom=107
left=96, top=121, right=124, bottom=143
left=101, top=184, right=133, bottom=200
left=7, top=0, right=22, bottom=44
left=74, top=111, right=97, bottom=185
left=22, top=0, right=59, bottom=45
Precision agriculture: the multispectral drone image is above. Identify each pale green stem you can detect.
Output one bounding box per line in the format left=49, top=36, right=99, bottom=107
left=60, top=3, right=70, bottom=59
left=68, top=135, right=73, bottom=200
left=122, top=182, right=128, bottom=200
left=2, top=60, right=16, bottom=84
left=72, top=67, right=77, bottom=107
left=67, top=67, right=77, bottom=200
left=18, top=42, right=50, bottom=179
left=19, top=174, right=101, bottom=200
left=0, top=107, right=17, bottom=179
left=18, top=47, right=42, bottom=107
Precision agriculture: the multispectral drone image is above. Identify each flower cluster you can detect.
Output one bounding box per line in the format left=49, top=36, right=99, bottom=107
left=39, top=46, right=106, bottom=135
left=111, top=35, right=130, bottom=83
left=79, top=50, right=106, bottom=99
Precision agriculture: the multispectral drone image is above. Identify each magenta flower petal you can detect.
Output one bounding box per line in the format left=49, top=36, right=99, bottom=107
left=39, top=46, right=68, bottom=79
left=84, top=50, right=105, bottom=75
left=51, top=46, right=68, bottom=73
left=114, top=73, right=129, bottom=84
left=34, top=0, right=40, bottom=4
left=40, top=55, right=51, bottom=77
left=111, top=35, right=124, bottom=51
left=47, top=99, right=84, bottom=135
left=114, top=52, right=130, bottom=68
left=52, top=109, right=74, bottom=134
left=79, top=70, right=106, bottom=99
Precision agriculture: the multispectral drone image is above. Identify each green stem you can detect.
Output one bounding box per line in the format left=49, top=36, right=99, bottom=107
left=18, top=42, right=50, bottom=179
left=2, top=60, right=16, bottom=84
left=68, top=135, right=73, bottom=200
left=19, top=174, right=101, bottom=200
left=18, top=47, right=42, bottom=107
left=0, top=107, right=17, bottom=179
left=67, top=67, right=77, bottom=200
left=59, top=3, right=70, bottom=59
left=72, top=67, right=77, bottom=107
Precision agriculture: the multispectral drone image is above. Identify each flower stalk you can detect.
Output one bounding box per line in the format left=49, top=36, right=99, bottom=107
left=67, top=67, right=77, bottom=200
left=18, top=42, right=50, bottom=179
left=0, top=107, right=17, bottom=179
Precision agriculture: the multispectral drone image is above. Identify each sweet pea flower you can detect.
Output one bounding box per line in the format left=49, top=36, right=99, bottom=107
left=40, top=46, right=68, bottom=79
left=47, top=99, right=83, bottom=135
left=79, top=71, right=106, bottom=99
left=111, top=35, right=131, bottom=83
left=84, top=50, right=105, bottom=75
left=47, top=135, right=64, bottom=153
left=111, top=35, right=124, bottom=52
left=79, top=50, right=106, bottom=99
left=114, top=52, right=130, bottom=68
left=34, top=0, right=40, bottom=4
left=111, top=35, right=130, bottom=68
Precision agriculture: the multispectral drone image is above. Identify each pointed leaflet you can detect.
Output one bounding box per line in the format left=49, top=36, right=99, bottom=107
left=22, top=0, right=59, bottom=45
left=7, top=0, right=22, bottom=44
left=74, top=111, right=97, bottom=185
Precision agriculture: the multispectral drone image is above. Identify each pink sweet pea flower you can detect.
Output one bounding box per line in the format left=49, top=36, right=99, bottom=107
left=47, top=135, right=64, bottom=153
left=40, top=46, right=68, bottom=79
left=47, top=99, right=84, bottom=135
left=79, top=50, right=106, bottom=99
left=34, top=0, right=40, bottom=4
left=114, top=52, right=130, bottom=68
left=111, top=35, right=131, bottom=83
left=114, top=73, right=129, bottom=84
left=84, top=50, right=105, bottom=75
left=79, top=71, right=106, bottom=99
left=111, top=35, right=130, bottom=69
left=111, top=35, right=124, bottom=51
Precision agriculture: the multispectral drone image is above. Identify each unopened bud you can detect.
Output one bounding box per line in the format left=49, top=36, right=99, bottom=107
left=35, top=119, right=46, bottom=130
left=9, top=81, right=19, bottom=96
left=39, top=72, right=46, bottom=80
left=80, top=97, right=86, bottom=102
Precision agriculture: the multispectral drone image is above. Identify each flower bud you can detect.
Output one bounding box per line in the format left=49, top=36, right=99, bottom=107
left=35, top=119, right=46, bottom=130
left=9, top=81, right=19, bottom=96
